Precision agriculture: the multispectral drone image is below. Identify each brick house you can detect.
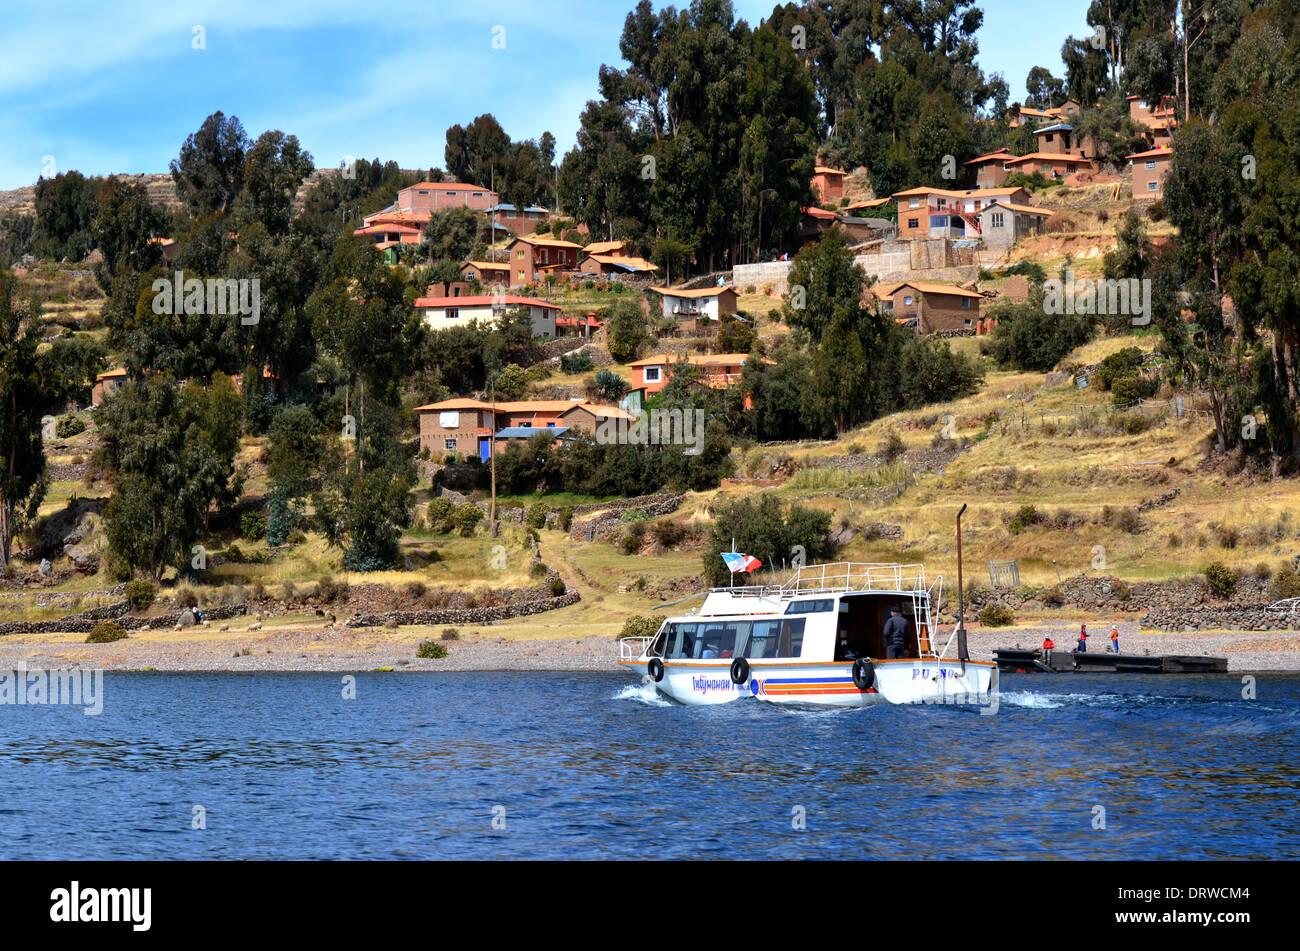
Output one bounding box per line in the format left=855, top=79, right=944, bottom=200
left=506, top=235, right=583, bottom=286
left=874, top=281, right=985, bottom=334
left=578, top=252, right=659, bottom=277
left=1127, top=96, right=1176, bottom=145
left=1000, top=152, right=1096, bottom=180
left=965, top=148, right=1012, bottom=188
left=384, top=181, right=497, bottom=219
left=91, top=367, right=128, bottom=406
left=413, top=294, right=560, bottom=337
left=415, top=398, right=632, bottom=460
left=1127, top=146, right=1174, bottom=200
left=893, top=186, right=1031, bottom=239
left=626, top=353, right=755, bottom=395
left=977, top=201, right=1053, bottom=248
left=459, top=260, right=510, bottom=285
left=811, top=165, right=847, bottom=203
left=485, top=203, right=550, bottom=236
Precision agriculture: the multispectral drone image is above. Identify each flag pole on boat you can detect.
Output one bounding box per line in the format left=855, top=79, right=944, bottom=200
left=956, top=503, right=969, bottom=668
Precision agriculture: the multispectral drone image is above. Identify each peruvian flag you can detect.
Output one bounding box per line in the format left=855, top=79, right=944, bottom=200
left=721, top=551, right=762, bottom=574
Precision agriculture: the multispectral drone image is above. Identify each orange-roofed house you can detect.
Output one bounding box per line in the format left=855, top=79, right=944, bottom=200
left=965, top=148, right=1012, bottom=188
left=874, top=281, right=987, bottom=335
left=91, top=368, right=129, bottom=406
left=1127, top=146, right=1174, bottom=200
left=579, top=252, right=659, bottom=277
left=1127, top=96, right=1177, bottom=146
left=459, top=260, right=511, bottom=285
left=1000, top=151, right=1096, bottom=180
left=893, top=186, right=1031, bottom=239
left=507, top=234, right=583, bottom=286
left=413, top=294, right=560, bottom=337
left=414, top=398, right=634, bottom=460
left=811, top=165, right=847, bottom=203
left=352, top=221, right=424, bottom=263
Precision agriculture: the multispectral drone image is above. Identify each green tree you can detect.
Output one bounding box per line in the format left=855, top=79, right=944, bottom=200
left=236, top=130, right=314, bottom=234
left=898, top=335, right=986, bottom=408
left=421, top=206, right=482, bottom=263
left=603, top=299, right=644, bottom=363
left=170, top=111, right=250, bottom=217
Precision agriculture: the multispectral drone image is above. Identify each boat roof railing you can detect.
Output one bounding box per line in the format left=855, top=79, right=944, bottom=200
left=712, top=562, right=930, bottom=598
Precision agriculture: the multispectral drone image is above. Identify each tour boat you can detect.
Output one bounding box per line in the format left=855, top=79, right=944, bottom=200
left=618, top=562, right=995, bottom=707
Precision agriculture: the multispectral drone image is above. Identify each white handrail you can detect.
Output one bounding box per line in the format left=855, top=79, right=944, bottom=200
left=619, top=636, right=653, bottom=661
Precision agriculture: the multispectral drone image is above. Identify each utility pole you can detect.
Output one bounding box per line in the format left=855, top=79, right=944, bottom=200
left=489, top=371, right=498, bottom=538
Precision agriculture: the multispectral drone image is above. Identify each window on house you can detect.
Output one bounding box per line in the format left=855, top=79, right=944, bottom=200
left=909, top=199, right=920, bottom=208
left=445, top=308, right=459, bottom=320
left=907, top=218, right=919, bottom=229
left=991, top=212, right=1004, bottom=228
left=516, top=250, right=524, bottom=259
left=1145, top=160, right=1156, bottom=170
left=645, top=367, right=661, bottom=382
left=447, top=191, right=458, bottom=197
left=518, top=270, right=526, bottom=282
left=444, top=439, right=457, bottom=450
left=964, top=319, right=972, bottom=328
left=1045, top=133, right=1054, bottom=143
left=962, top=298, right=971, bottom=309
left=1148, top=181, right=1158, bottom=191
left=903, top=295, right=914, bottom=306
left=418, top=190, right=428, bottom=195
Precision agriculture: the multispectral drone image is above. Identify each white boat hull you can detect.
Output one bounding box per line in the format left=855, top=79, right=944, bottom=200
left=621, top=658, right=995, bottom=708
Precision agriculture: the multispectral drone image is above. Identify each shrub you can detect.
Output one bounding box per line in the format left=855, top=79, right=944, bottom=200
left=1254, top=562, right=1272, bottom=580
left=1006, top=504, right=1039, bottom=535
left=416, top=639, right=448, bottom=659
left=880, top=428, right=906, bottom=462
left=404, top=581, right=427, bottom=601
left=550, top=577, right=567, bottom=596
left=316, top=575, right=348, bottom=603
left=619, top=615, right=661, bottom=639
left=556, top=506, right=575, bottom=532
left=979, top=602, right=1015, bottom=627
left=560, top=351, right=594, bottom=374
left=240, top=510, right=268, bottom=541
left=441, top=627, right=460, bottom=640
left=426, top=497, right=455, bottom=534
left=1213, top=524, right=1239, bottom=549
left=86, top=621, right=127, bottom=643
left=652, top=519, right=684, bottom=548
left=529, top=559, right=549, bottom=578
left=282, top=580, right=297, bottom=602
left=1205, top=562, right=1237, bottom=599
left=1043, top=585, right=1066, bottom=606
left=1146, top=199, right=1164, bottom=221
left=1269, top=564, right=1300, bottom=600
left=1111, top=579, right=1132, bottom=601
left=223, top=544, right=246, bottom=563
left=593, top=368, right=628, bottom=402
left=56, top=415, right=86, bottom=438
left=526, top=500, right=550, bottom=530
left=124, top=580, right=156, bottom=610
left=176, top=587, right=199, bottom=609
left=452, top=502, right=484, bottom=537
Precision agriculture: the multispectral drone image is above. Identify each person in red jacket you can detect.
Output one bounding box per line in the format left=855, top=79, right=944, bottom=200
left=1076, top=623, right=1088, bottom=653
left=1042, top=635, right=1055, bottom=666
left=1111, top=626, right=1119, bottom=653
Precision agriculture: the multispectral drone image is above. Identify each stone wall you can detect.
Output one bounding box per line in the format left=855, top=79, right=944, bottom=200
left=569, top=494, right=684, bottom=543
left=0, top=601, right=248, bottom=636
left=346, top=590, right=580, bottom=628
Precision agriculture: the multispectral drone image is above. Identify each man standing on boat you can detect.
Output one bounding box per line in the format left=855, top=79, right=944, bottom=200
left=883, top=606, right=908, bottom=659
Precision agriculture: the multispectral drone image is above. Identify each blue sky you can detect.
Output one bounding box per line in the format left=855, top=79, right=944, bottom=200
left=0, top=0, right=1092, bottom=191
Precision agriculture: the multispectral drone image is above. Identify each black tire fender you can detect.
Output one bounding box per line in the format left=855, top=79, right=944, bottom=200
left=852, top=658, right=875, bottom=690
left=647, top=658, right=665, bottom=682
left=730, top=656, right=750, bottom=685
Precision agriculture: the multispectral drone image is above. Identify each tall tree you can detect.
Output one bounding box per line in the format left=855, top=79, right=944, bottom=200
left=171, top=111, right=250, bottom=217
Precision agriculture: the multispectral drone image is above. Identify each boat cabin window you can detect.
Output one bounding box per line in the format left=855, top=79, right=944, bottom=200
left=785, top=598, right=834, bottom=615
left=662, top=618, right=806, bottom=659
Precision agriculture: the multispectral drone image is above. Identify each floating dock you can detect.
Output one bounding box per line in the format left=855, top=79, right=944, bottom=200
left=994, top=647, right=1228, bottom=674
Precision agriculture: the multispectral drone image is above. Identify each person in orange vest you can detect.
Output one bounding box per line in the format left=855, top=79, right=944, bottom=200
left=1110, top=625, right=1119, bottom=653
left=1076, top=623, right=1088, bottom=653
left=1042, top=635, right=1055, bottom=666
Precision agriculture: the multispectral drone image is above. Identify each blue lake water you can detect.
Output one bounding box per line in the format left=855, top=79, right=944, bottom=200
left=1, top=671, right=1297, bottom=859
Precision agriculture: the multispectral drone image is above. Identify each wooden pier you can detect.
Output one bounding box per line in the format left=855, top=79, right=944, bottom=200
left=994, top=647, right=1227, bottom=674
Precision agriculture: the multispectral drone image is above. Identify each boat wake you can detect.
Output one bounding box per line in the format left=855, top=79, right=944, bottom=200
left=614, top=680, right=673, bottom=706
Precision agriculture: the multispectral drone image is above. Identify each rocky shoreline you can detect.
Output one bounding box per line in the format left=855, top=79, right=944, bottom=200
left=0, top=619, right=1296, bottom=674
